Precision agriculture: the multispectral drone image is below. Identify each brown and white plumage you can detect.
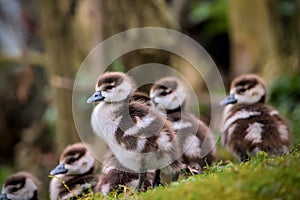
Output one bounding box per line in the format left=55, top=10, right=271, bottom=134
left=96, top=151, right=153, bottom=195
left=49, top=143, right=98, bottom=200
left=1, top=172, right=40, bottom=200
left=96, top=92, right=153, bottom=195
left=221, top=74, right=291, bottom=161
left=150, top=77, right=216, bottom=174
left=87, top=72, right=182, bottom=190
left=130, top=91, right=153, bottom=107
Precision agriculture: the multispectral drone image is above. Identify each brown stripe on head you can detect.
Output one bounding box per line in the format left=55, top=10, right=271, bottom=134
left=152, top=77, right=178, bottom=92
left=60, top=143, right=87, bottom=162
left=4, top=174, right=26, bottom=188
left=4, top=172, right=40, bottom=189
left=96, top=72, right=125, bottom=89
left=231, top=74, right=266, bottom=91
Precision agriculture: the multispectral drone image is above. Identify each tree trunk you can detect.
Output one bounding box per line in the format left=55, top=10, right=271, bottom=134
left=229, top=0, right=300, bottom=82
left=37, top=0, right=80, bottom=153
left=229, top=0, right=278, bottom=80
left=101, top=0, right=178, bottom=70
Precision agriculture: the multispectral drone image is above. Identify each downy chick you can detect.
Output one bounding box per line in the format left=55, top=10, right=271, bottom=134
left=1, top=172, right=40, bottom=200
left=87, top=72, right=182, bottom=190
left=96, top=91, right=153, bottom=195
left=220, top=74, right=291, bottom=161
left=150, top=77, right=216, bottom=174
left=49, top=143, right=98, bottom=200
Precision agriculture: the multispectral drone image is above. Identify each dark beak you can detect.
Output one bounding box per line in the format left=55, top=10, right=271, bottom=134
left=220, top=94, right=237, bottom=105
left=50, top=163, right=68, bottom=175
left=0, top=194, right=9, bottom=200
left=87, top=91, right=105, bottom=103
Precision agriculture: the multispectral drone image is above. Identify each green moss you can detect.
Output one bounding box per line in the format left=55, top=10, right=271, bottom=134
left=78, top=149, right=300, bottom=200
left=138, top=151, right=300, bottom=200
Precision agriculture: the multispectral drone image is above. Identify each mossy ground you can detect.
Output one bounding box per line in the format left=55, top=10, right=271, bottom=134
left=78, top=144, right=300, bottom=200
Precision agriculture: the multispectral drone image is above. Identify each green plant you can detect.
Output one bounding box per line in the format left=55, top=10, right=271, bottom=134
left=188, top=0, right=229, bottom=36
left=76, top=148, right=300, bottom=200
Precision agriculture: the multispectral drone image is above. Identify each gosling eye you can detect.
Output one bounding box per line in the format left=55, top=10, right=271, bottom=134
left=10, top=187, right=19, bottom=193
left=67, top=157, right=77, bottom=164
left=105, top=85, right=114, bottom=90
left=160, top=90, right=171, bottom=96
left=237, top=88, right=246, bottom=94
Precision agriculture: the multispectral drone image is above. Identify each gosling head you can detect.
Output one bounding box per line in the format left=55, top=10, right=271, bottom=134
left=150, top=77, right=187, bottom=111
left=1, top=172, right=39, bottom=200
left=50, top=143, right=95, bottom=177
left=221, top=74, right=266, bottom=105
left=87, top=72, right=136, bottom=103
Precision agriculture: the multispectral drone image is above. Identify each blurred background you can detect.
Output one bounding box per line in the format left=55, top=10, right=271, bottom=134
left=0, top=0, right=299, bottom=198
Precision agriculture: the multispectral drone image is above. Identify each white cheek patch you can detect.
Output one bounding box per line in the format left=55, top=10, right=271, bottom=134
left=168, top=93, right=180, bottom=109
left=101, top=90, right=109, bottom=98
left=245, top=122, right=263, bottom=144
left=233, top=93, right=249, bottom=104
left=151, top=85, right=187, bottom=110
left=233, top=85, right=265, bottom=104
left=67, top=153, right=95, bottom=175
left=78, top=153, right=95, bottom=174
left=113, top=81, right=133, bottom=102
left=154, top=94, right=175, bottom=110
left=102, top=81, right=133, bottom=102
left=253, top=84, right=265, bottom=97
left=167, top=86, right=186, bottom=110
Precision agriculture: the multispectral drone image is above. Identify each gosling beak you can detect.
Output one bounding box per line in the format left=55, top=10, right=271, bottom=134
left=220, top=94, right=237, bottom=105
left=87, top=91, right=105, bottom=103
left=50, top=163, right=68, bottom=175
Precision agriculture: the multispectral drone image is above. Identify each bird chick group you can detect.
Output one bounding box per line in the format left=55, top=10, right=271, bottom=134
left=0, top=72, right=292, bottom=199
